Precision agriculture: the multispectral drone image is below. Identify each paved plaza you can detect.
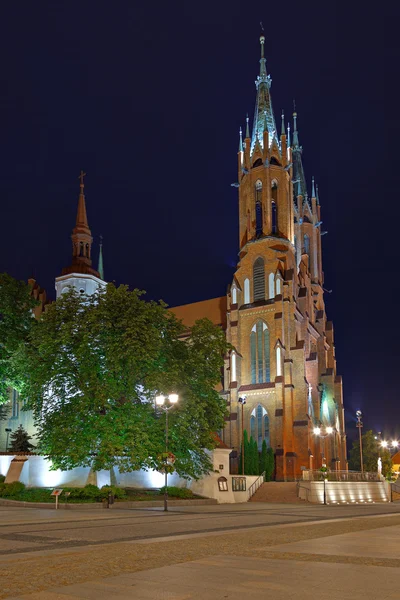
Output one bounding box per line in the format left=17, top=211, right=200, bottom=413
left=2, top=502, right=400, bottom=598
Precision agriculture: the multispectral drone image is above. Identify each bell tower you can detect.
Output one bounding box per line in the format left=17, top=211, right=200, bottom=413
left=55, top=172, right=105, bottom=298
left=224, top=34, right=346, bottom=480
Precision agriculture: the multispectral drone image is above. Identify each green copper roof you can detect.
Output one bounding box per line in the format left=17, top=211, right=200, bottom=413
left=250, top=35, right=278, bottom=154
left=98, top=236, right=104, bottom=281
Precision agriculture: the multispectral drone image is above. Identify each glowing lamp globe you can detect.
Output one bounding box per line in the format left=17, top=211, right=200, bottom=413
left=169, top=394, right=179, bottom=404
left=155, top=395, right=165, bottom=406
left=326, top=427, right=333, bottom=435
left=313, top=427, right=321, bottom=436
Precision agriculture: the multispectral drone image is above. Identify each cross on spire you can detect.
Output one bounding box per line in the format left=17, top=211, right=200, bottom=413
left=78, top=170, right=86, bottom=189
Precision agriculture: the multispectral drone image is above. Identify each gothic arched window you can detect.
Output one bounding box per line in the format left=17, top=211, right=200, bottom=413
left=253, top=257, right=265, bottom=301
left=250, top=321, right=270, bottom=384
left=231, top=286, right=237, bottom=305
left=79, top=242, right=84, bottom=257
left=255, top=180, right=263, bottom=237
left=276, top=346, right=282, bottom=377
left=251, top=404, right=270, bottom=450
left=276, top=277, right=281, bottom=296
left=244, top=278, right=250, bottom=304
left=268, top=273, right=275, bottom=299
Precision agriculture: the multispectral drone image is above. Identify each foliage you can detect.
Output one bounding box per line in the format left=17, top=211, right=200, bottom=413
left=18, top=283, right=229, bottom=479
left=9, top=425, right=35, bottom=452
left=0, top=475, right=5, bottom=483
left=0, top=481, right=25, bottom=496
left=261, top=445, right=275, bottom=481
left=0, top=403, right=9, bottom=421
left=158, top=486, right=195, bottom=499
left=0, top=482, right=127, bottom=502
left=349, top=430, right=392, bottom=476
left=0, top=273, right=39, bottom=405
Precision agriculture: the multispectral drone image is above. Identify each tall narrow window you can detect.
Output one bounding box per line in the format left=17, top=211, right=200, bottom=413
left=263, top=323, right=270, bottom=382
left=253, top=257, right=265, bottom=301
left=231, top=352, right=236, bottom=382
left=250, top=329, right=256, bottom=384
left=268, top=273, right=275, bottom=299
left=255, top=180, right=263, bottom=237
left=264, top=413, right=270, bottom=447
left=250, top=415, right=256, bottom=440
left=304, top=234, right=310, bottom=256
left=257, top=404, right=263, bottom=449
left=276, top=346, right=282, bottom=376
left=244, top=278, right=250, bottom=304
left=271, top=182, right=278, bottom=234
left=250, top=321, right=270, bottom=384
left=231, top=286, right=237, bottom=305
left=276, top=277, right=281, bottom=295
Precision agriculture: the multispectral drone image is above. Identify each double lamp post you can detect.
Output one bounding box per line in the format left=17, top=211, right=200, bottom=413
left=155, top=393, right=179, bottom=512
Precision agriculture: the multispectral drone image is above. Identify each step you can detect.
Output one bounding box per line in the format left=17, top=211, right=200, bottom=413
left=250, top=482, right=304, bottom=503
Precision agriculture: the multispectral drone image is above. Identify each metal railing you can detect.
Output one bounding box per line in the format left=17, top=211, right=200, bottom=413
left=303, top=470, right=383, bottom=482
left=247, top=472, right=265, bottom=500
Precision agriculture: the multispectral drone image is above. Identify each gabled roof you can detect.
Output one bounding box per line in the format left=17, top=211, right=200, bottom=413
left=169, top=296, right=227, bottom=330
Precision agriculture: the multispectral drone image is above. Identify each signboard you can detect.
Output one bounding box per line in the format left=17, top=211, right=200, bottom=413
left=51, top=489, right=63, bottom=496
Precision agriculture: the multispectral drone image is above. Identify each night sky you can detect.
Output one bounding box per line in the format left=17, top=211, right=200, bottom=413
left=0, top=2, right=398, bottom=444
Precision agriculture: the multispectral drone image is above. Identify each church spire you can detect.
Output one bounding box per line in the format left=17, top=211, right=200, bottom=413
left=281, top=110, right=285, bottom=135
left=250, top=32, right=278, bottom=154
left=238, top=127, right=243, bottom=152
left=291, top=109, right=307, bottom=199
left=98, top=235, right=104, bottom=280
left=62, top=171, right=100, bottom=278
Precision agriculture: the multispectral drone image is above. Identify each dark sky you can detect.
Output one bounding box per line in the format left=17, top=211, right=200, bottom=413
left=0, top=2, right=398, bottom=444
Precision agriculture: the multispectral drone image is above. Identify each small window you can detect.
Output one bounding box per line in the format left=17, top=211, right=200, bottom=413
left=253, top=257, right=265, bottom=301
left=276, top=278, right=281, bottom=295
left=244, top=278, right=250, bottom=304
left=252, top=158, right=263, bottom=168
left=232, top=287, right=237, bottom=305
left=231, top=352, right=236, bottom=382
left=276, top=346, right=282, bottom=376
left=218, top=477, right=228, bottom=492
left=232, top=477, right=246, bottom=491
left=268, top=273, right=275, bottom=299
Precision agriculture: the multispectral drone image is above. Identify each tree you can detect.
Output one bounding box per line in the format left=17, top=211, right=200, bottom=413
left=265, top=447, right=275, bottom=481
left=349, top=430, right=392, bottom=476
left=259, top=439, right=268, bottom=477
left=19, top=284, right=229, bottom=479
left=242, top=429, right=250, bottom=475
left=9, top=425, right=35, bottom=452
left=0, top=273, right=38, bottom=405
left=248, top=436, right=258, bottom=475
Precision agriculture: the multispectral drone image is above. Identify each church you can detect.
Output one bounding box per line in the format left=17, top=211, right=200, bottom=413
left=1, top=34, right=347, bottom=482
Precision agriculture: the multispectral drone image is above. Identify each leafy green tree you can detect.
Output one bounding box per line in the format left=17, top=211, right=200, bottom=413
left=242, top=429, right=250, bottom=474
left=349, top=430, right=392, bottom=476
left=259, top=439, right=267, bottom=476
left=0, top=273, right=38, bottom=404
left=248, top=436, right=258, bottom=475
left=20, top=284, right=229, bottom=479
left=9, top=425, right=35, bottom=452
left=265, top=447, right=275, bottom=481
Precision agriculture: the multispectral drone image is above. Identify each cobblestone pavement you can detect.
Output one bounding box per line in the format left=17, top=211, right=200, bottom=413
left=2, top=503, right=400, bottom=598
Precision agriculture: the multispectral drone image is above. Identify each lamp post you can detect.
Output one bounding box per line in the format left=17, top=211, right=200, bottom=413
left=356, top=410, right=363, bottom=473
left=5, top=428, right=11, bottom=452
left=313, top=425, right=333, bottom=505
left=155, top=393, right=179, bottom=512
left=238, top=396, right=247, bottom=475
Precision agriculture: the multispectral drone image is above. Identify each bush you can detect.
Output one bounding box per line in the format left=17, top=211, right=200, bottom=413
left=0, top=475, right=5, bottom=483
left=100, top=485, right=127, bottom=500
left=0, top=481, right=26, bottom=497
left=159, top=486, right=194, bottom=499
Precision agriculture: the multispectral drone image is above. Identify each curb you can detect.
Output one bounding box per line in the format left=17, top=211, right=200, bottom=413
left=0, top=497, right=217, bottom=510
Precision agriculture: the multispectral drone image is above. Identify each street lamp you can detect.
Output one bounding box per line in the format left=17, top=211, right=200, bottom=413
left=155, top=393, right=179, bottom=512
left=238, top=396, right=247, bottom=475
left=356, top=410, right=363, bottom=473
left=313, top=425, right=334, bottom=505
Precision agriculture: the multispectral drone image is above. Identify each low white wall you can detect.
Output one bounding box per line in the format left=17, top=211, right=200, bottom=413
left=298, top=481, right=389, bottom=504
left=1, top=451, right=257, bottom=504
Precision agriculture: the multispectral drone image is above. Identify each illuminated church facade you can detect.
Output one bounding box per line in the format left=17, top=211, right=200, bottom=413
left=1, top=36, right=347, bottom=482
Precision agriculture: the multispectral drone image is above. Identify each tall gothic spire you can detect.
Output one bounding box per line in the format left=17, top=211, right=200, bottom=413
left=250, top=33, right=278, bottom=154
left=291, top=110, right=307, bottom=199
left=62, top=171, right=100, bottom=277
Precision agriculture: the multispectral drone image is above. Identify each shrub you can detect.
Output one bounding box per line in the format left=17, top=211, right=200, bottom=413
left=0, top=475, right=5, bottom=483
left=159, top=486, right=194, bottom=499
left=0, top=481, right=26, bottom=497
left=100, top=485, right=127, bottom=500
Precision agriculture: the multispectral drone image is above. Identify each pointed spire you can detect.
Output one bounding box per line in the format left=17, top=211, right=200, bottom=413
left=76, top=170, right=90, bottom=233
left=263, top=109, right=268, bottom=132
left=287, top=122, right=291, bottom=147
left=316, top=184, right=320, bottom=205
left=292, top=105, right=299, bottom=149
left=238, top=127, right=243, bottom=152
left=98, top=235, right=104, bottom=280
left=312, top=176, right=316, bottom=198
left=281, top=110, right=285, bottom=135
left=259, top=31, right=267, bottom=78
left=245, top=113, right=250, bottom=139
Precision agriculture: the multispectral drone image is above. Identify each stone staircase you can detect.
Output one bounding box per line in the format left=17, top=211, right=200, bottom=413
left=249, top=482, right=304, bottom=503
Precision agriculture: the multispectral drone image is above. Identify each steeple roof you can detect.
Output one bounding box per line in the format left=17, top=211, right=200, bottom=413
left=250, top=34, right=279, bottom=155
left=98, top=235, right=104, bottom=280
left=292, top=111, right=307, bottom=199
